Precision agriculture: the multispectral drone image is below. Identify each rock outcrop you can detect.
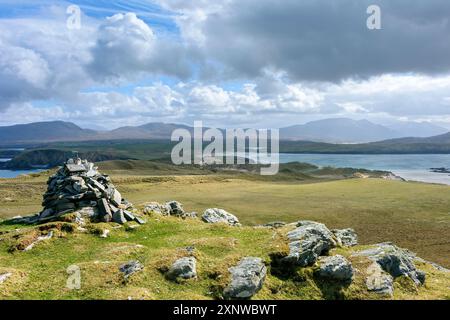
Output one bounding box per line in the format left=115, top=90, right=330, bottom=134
left=354, top=243, right=426, bottom=292
left=282, top=221, right=336, bottom=267
left=317, top=255, right=354, bottom=281
left=143, top=201, right=197, bottom=219
left=202, top=208, right=241, bottom=226
left=332, top=228, right=358, bottom=247
left=365, top=262, right=394, bottom=296
left=119, top=260, right=144, bottom=279
left=223, top=257, right=266, bottom=299
left=166, top=257, right=197, bottom=281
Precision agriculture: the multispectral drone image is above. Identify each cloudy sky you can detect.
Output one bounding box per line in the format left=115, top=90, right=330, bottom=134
left=1, top=0, right=450, bottom=129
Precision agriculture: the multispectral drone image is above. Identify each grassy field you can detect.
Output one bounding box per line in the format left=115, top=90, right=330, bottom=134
left=1, top=215, right=448, bottom=300
left=0, top=163, right=449, bottom=268
left=0, top=161, right=449, bottom=300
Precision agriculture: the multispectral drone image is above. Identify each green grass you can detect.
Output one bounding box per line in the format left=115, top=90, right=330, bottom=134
left=0, top=217, right=448, bottom=300
left=1, top=165, right=449, bottom=267
left=0, top=162, right=449, bottom=299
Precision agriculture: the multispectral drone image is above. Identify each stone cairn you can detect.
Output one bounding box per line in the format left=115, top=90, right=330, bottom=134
left=36, top=158, right=144, bottom=225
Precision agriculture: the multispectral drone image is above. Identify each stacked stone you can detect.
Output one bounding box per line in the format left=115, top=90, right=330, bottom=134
left=38, top=158, right=143, bottom=225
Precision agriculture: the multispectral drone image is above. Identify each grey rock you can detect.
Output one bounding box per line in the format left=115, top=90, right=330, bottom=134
left=332, top=228, right=358, bottom=247
left=282, top=221, right=336, bottom=267
left=354, top=243, right=425, bottom=286
left=166, top=201, right=185, bottom=216
left=202, top=208, right=240, bottom=226
left=143, top=202, right=169, bottom=215
left=365, top=262, right=394, bottom=296
left=98, top=199, right=112, bottom=222
left=317, top=255, right=354, bottom=281
left=76, top=206, right=97, bottom=218
left=223, top=257, right=266, bottom=299
left=39, top=208, right=54, bottom=220
left=112, top=210, right=127, bottom=224
left=282, top=237, right=327, bottom=267
left=37, top=158, right=132, bottom=224
left=111, top=189, right=122, bottom=207
left=119, top=260, right=144, bottom=278
left=123, top=210, right=136, bottom=222
left=166, top=257, right=197, bottom=281
left=0, top=272, right=12, bottom=284
left=134, top=216, right=146, bottom=225
left=24, top=231, right=53, bottom=251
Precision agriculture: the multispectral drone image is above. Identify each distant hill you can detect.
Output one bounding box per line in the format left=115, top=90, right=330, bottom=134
left=98, top=123, right=193, bottom=140
left=281, top=132, right=450, bottom=154
left=0, top=121, right=96, bottom=145
left=280, top=118, right=400, bottom=143
left=387, top=121, right=447, bottom=138
left=0, top=121, right=192, bottom=146
left=279, top=118, right=449, bottom=143
left=0, top=119, right=449, bottom=148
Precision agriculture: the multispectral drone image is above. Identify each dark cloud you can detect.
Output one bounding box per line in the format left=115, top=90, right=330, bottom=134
left=189, top=0, right=450, bottom=81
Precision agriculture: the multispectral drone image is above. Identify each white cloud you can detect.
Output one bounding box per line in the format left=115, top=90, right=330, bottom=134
left=87, top=12, right=192, bottom=82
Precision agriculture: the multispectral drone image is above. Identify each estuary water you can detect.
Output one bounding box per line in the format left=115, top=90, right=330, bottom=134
left=279, top=154, right=450, bottom=185
left=0, top=158, right=44, bottom=178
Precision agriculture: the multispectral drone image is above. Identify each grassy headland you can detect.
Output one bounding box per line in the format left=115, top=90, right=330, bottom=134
left=0, top=160, right=449, bottom=268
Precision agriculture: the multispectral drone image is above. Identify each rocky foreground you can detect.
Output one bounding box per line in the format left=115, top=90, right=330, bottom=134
left=1, top=199, right=449, bottom=299
left=0, top=160, right=448, bottom=300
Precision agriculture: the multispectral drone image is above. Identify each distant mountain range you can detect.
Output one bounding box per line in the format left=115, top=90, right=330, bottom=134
left=0, top=118, right=448, bottom=146
left=280, top=118, right=447, bottom=143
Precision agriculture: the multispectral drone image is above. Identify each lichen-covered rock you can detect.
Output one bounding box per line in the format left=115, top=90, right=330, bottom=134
left=166, top=201, right=185, bottom=216
left=0, top=272, right=12, bottom=284
left=119, top=260, right=144, bottom=279
left=332, top=228, right=358, bottom=247
left=354, top=243, right=425, bottom=286
left=202, top=208, right=240, bottom=226
left=166, top=257, right=197, bottom=281
left=317, top=255, right=354, bottom=281
left=282, top=237, right=328, bottom=267
left=282, top=221, right=336, bottom=267
left=223, top=257, right=266, bottom=299
left=365, top=262, right=394, bottom=296
left=143, top=202, right=169, bottom=215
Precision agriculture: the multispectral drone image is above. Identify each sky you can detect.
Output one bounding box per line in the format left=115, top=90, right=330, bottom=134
left=1, top=0, right=450, bottom=129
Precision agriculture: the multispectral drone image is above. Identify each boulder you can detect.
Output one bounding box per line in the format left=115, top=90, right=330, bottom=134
left=166, top=257, right=197, bottom=281
left=112, top=210, right=127, bottom=224
left=282, top=221, right=336, bottom=267
left=0, top=272, right=12, bottom=284
left=143, top=202, right=169, bottom=215
left=111, top=189, right=122, bottom=207
left=202, top=208, right=240, bottom=226
left=317, top=255, right=354, bottom=281
left=354, top=243, right=425, bottom=286
left=123, top=210, right=136, bottom=222
left=223, top=257, right=266, bottom=299
left=332, top=228, right=358, bottom=247
left=166, top=201, right=185, bottom=216
left=282, top=238, right=328, bottom=267
left=119, top=260, right=144, bottom=279
left=98, top=199, right=112, bottom=222
left=365, top=262, right=394, bottom=296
